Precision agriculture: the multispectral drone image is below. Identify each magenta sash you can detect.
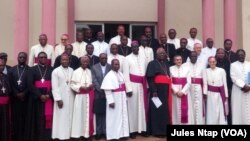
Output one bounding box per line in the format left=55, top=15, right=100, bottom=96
left=112, top=83, right=126, bottom=92
left=0, top=96, right=10, bottom=105
left=172, top=77, right=188, bottom=123
left=35, top=57, right=51, bottom=66
left=34, top=80, right=53, bottom=129
left=191, top=77, right=205, bottom=117
left=207, top=85, right=227, bottom=119
left=129, top=74, right=148, bottom=121
left=77, top=89, right=95, bottom=136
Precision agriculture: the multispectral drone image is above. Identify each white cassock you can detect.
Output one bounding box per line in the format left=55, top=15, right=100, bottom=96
left=28, top=44, right=55, bottom=67
left=70, top=67, right=94, bottom=138
left=170, top=65, right=194, bottom=125
left=139, top=46, right=154, bottom=66
left=101, top=70, right=129, bottom=140
left=92, top=40, right=109, bottom=56
left=230, top=61, right=250, bottom=124
left=201, top=47, right=217, bottom=60
left=167, top=38, right=180, bottom=49
left=109, top=35, right=132, bottom=47
left=54, top=44, right=65, bottom=58
left=187, top=52, right=209, bottom=69
left=184, top=62, right=205, bottom=124
left=107, top=54, right=125, bottom=72
left=203, top=67, right=228, bottom=124
left=123, top=53, right=147, bottom=133
left=72, top=41, right=87, bottom=58
left=187, top=38, right=203, bottom=51
left=52, top=66, right=75, bottom=140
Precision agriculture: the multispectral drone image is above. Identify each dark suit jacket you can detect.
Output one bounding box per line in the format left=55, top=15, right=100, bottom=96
left=88, top=55, right=100, bottom=68
left=91, top=63, right=111, bottom=114
left=176, top=48, right=191, bottom=63
left=159, top=43, right=176, bottom=66
left=84, top=38, right=96, bottom=44
left=225, top=50, right=237, bottom=63
left=54, top=55, right=80, bottom=70
left=147, top=38, right=159, bottom=55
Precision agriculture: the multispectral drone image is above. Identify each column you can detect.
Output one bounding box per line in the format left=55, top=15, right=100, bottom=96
left=68, top=0, right=75, bottom=43
left=14, top=0, right=29, bottom=60
left=202, top=0, right=215, bottom=44
left=224, top=0, right=237, bottom=51
left=157, top=0, right=165, bottom=38
left=42, top=0, right=56, bottom=46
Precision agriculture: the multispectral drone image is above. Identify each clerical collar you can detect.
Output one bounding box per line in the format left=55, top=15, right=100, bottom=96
left=39, top=64, right=46, bottom=68
left=100, top=63, right=107, bottom=67
left=88, top=54, right=93, bottom=58
left=18, top=64, right=25, bottom=68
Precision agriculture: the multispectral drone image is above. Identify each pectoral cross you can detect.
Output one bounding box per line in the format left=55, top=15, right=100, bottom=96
left=41, top=78, right=45, bottom=83
left=1, top=87, right=6, bottom=93
left=17, top=79, right=22, bottom=85
left=66, top=80, right=69, bottom=85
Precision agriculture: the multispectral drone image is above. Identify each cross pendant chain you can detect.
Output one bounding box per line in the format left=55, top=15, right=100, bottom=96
left=1, top=87, right=6, bottom=93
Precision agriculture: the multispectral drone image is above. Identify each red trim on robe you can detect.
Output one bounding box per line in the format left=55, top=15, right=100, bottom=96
left=0, top=96, right=10, bottom=105
left=112, top=83, right=126, bottom=92
left=172, top=77, right=188, bottom=123
left=154, top=75, right=172, bottom=124
left=77, top=89, right=95, bottom=136
left=34, top=80, right=53, bottom=129
left=129, top=74, right=148, bottom=121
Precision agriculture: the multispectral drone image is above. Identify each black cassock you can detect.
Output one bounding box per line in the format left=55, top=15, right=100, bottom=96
left=176, top=48, right=191, bottom=63
left=118, top=45, right=132, bottom=57
left=0, top=73, right=11, bottom=141
left=88, top=55, right=100, bottom=68
left=146, top=60, right=171, bottom=136
left=54, top=54, right=80, bottom=70
left=9, top=65, right=30, bottom=141
left=225, top=50, right=237, bottom=63
left=24, top=65, right=53, bottom=141
left=159, top=43, right=176, bottom=66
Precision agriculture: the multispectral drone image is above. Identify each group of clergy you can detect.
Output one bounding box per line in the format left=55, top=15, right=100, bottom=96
left=1, top=25, right=250, bottom=141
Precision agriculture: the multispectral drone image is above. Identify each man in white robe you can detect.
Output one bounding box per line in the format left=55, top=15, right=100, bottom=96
left=72, top=30, right=87, bottom=58
left=187, top=28, right=203, bottom=51
left=167, top=29, right=180, bottom=49
left=185, top=51, right=205, bottom=124
left=170, top=55, right=194, bottom=125
left=230, top=49, right=250, bottom=124
left=92, top=32, right=109, bottom=56
left=203, top=57, right=228, bottom=124
left=201, top=38, right=217, bottom=60
left=54, top=34, right=69, bottom=58
left=101, top=59, right=129, bottom=140
left=109, top=25, right=131, bottom=47
left=70, top=56, right=94, bottom=139
left=52, top=54, right=75, bottom=140
left=108, top=44, right=125, bottom=72
left=123, top=41, right=147, bottom=138
left=139, top=35, right=154, bottom=66
left=28, top=34, right=55, bottom=66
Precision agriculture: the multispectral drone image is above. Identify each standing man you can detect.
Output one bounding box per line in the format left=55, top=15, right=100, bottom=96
left=231, top=49, right=250, bottom=124
left=203, top=56, right=228, bottom=124
left=144, top=26, right=159, bottom=52
left=86, top=44, right=100, bottom=67
left=146, top=48, right=171, bottom=138
left=170, top=55, right=194, bottom=125
left=185, top=51, right=205, bottom=124
left=54, top=34, right=69, bottom=58
left=72, top=30, right=87, bottom=58
left=187, top=28, right=203, bottom=51
left=84, top=28, right=95, bottom=43
left=91, top=53, right=111, bottom=140
left=27, top=52, right=54, bottom=140
left=202, top=38, right=217, bottom=58
left=108, top=44, right=125, bottom=72
left=187, top=43, right=208, bottom=69
left=28, top=34, right=54, bottom=66
left=0, top=59, right=11, bottom=141
left=109, top=25, right=131, bottom=47
left=54, top=44, right=80, bottom=70
left=224, top=39, right=237, bottom=63
left=9, top=52, right=29, bottom=141
left=101, top=59, right=129, bottom=140
left=139, top=35, right=154, bottom=66
left=92, top=32, right=109, bottom=57
left=176, top=38, right=191, bottom=63
left=70, top=56, right=94, bottom=140
left=167, top=29, right=180, bottom=49
left=51, top=54, right=75, bottom=140
left=0, top=52, right=11, bottom=74
left=159, top=33, right=176, bottom=65
left=123, top=41, right=147, bottom=139
left=118, top=35, right=132, bottom=57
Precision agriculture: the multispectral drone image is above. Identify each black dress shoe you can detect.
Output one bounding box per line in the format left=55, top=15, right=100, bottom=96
left=130, top=133, right=136, bottom=139
left=141, top=132, right=150, bottom=137
left=95, top=134, right=102, bottom=140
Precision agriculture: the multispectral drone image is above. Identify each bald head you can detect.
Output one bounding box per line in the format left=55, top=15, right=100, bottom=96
left=193, top=43, right=202, bottom=55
